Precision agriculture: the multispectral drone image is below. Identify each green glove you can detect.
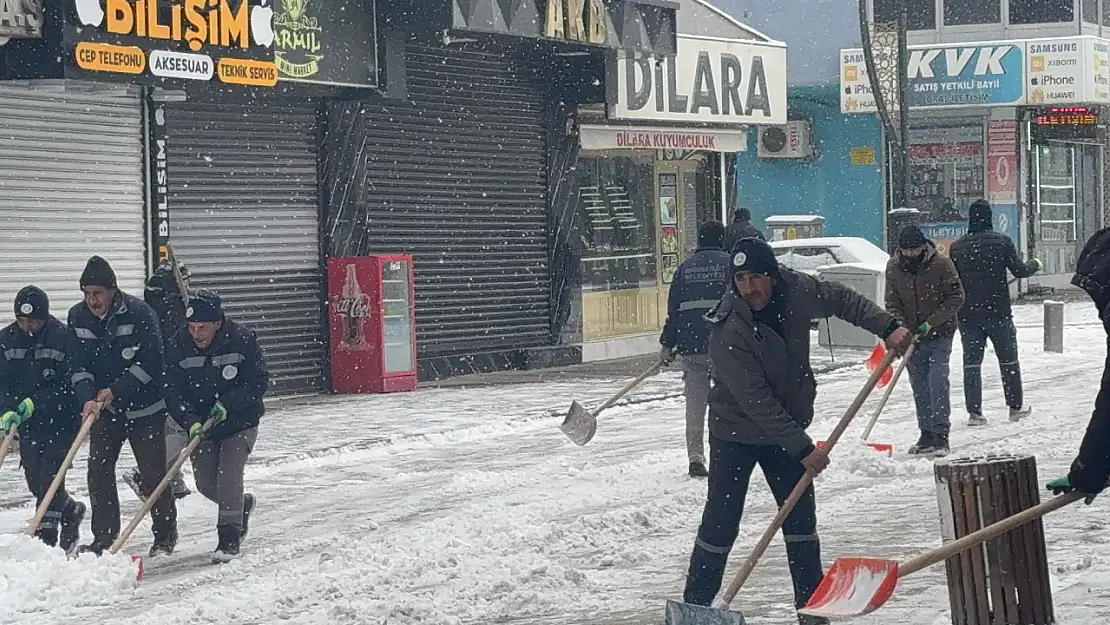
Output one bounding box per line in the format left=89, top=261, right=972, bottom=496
left=209, top=401, right=228, bottom=424
left=917, top=322, right=931, bottom=336
left=16, top=397, right=34, bottom=421
left=189, top=421, right=204, bottom=438
left=1046, top=475, right=1097, bottom=505
left=1033, top=257, right=1044, bottom=271
left=1, top=411, right=20, bottom=432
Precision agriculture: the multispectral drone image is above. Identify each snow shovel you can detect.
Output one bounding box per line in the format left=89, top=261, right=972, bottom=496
left=109, top=415, right=217, bottom=556
left=27, top=413, right=97, bottom=537
left=799, top=490, right=1084, bottom=620
left=0, top=425, right=17, bottom=471
left=560, top=359, right=664, bottom=446
left=664, top=347, right=900, bottom=625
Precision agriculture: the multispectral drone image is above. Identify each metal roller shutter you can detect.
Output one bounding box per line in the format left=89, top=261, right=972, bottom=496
left=353, top=43, right=550, bottom=358
left=165, top=103, right=325, bottom=395
left=0, top=86, right=146, bottom=324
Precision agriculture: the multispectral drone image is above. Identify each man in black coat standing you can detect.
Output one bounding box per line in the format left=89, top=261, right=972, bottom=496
left=0, top=286, right=86, bottom=553
left=68, top=255, right=177, bottom=556
left=722, top=207, right=766, bottom=251
left=166, top=290, right=269, bottom=562
left=949, top=199, right=1042, bottom=426
left=1047, top=228, right=1110, bottom=502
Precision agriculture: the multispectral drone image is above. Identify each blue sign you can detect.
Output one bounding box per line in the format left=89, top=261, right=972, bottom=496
left=908, top=44, right=1025, bottom=108
left=919, top=203, right=1021, bottom=250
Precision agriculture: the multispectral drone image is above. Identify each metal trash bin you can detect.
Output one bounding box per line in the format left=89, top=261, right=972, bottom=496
left=765, top=215, right=825, bottom=242
left=817, top=262, right=886, bottom=349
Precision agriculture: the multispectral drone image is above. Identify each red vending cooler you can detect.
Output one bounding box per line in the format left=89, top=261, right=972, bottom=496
left=327, top=255, right=417, bottom=393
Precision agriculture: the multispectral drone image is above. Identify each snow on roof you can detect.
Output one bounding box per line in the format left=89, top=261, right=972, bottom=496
left=765, top=215, right=826, bottom=224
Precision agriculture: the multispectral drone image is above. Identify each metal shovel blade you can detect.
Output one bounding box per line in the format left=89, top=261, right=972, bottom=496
left=664, top=600, right=746, bottom=625
left=798, top=557, right=899, bottom=619
left=559, top=401, right=597, bottom=446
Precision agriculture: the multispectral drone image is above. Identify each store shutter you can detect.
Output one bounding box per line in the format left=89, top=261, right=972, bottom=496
left=0, top=86, right=146, bottom=323
left=353, top=43, right=550, bottom=358
left=165, top=103, right=326, bottom=395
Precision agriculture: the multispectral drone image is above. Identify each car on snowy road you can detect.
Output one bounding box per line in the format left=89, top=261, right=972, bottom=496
left=769, top=236, right=889, bottom=276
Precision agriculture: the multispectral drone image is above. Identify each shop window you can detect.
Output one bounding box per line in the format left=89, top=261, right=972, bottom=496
left=1102, top=0, right=1110, bottom=25
left=576, top=154, right=658, bottom=290
left=907, top=124, right=985, bottom=225
left=944, top=0, right=1001, bottom=25
left=1084, top=0, right=1099, bottom=23
left=1009, top=0, right=1074, bottom=24
left=874, top=0, right=937, bottom=29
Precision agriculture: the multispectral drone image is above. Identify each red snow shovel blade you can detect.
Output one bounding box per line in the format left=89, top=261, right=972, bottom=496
left=132, top=554, right=144, bottom=581
left=814, top=440, right=894, bottom=456
left=864, top=344, right=894, bottom=388
left=798, top=557, right=899, bottom=619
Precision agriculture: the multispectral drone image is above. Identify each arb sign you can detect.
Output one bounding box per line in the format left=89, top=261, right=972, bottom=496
left=65, top=0, right=277, bottom=87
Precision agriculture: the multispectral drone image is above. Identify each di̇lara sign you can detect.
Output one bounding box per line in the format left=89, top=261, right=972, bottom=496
left=274, top=0, right=377, bottom=87
left=64, top=0, right=278, bottom=87
left=608, top=35, right=787, bottom=125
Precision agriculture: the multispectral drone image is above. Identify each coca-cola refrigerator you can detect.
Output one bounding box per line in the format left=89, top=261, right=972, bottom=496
left=326, top=255, right=417, bottom=393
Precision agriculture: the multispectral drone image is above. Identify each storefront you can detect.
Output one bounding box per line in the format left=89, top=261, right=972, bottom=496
left=0, top=3, right=148, bottom=319
left=554, top=33, right=787, bottom=361
left=323, top=0, right=679, bottom=379
left=842, top=37, right=1109, bottom=289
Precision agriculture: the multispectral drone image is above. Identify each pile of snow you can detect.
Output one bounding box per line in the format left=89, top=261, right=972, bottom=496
left=0, top=534, right=138, bottom=620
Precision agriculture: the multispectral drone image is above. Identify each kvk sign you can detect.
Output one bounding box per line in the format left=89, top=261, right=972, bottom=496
left=906, top=43, right=1025, bottom=107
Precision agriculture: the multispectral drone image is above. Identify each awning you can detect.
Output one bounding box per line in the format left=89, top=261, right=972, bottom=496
left=578, top=124, right=749, bottom=152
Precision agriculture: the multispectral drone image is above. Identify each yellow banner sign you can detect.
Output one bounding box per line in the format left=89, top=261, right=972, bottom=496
left=75, top=41, right=146, bottom=74
left=217, top=57, right=278, bottom=86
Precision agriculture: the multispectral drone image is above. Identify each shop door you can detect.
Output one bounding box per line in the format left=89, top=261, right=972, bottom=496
left=0, top=86, right=146, bottom=322
left=1034, top=143, right=1103, bottom=282
left=165, top=102, right=326, bottom=396
left=655, top=159, right=705, bottom=313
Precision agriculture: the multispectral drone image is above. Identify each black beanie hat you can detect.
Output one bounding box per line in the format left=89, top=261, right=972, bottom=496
left=898, top=225, right=929, bottom=250
left=186, top=289, right=222, bottom=323
left=698, top=220, right=726, bottom=249
left=730, top=237, right=780, bottom=278
left=80, top=255, right=118, bottom=290
left=968, top=199, right=993, bottom=234
left=14, top=286, right=49, bottom=321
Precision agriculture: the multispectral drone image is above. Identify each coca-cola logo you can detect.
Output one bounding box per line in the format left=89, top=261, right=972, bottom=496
left=335, top=295, right=370, bottom=318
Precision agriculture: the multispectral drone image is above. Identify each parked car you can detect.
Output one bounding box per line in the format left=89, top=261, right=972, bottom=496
left=769, top=236, right=889, bottom=276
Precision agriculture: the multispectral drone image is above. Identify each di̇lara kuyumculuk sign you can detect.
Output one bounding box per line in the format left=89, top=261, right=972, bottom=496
left=64, top=0, right=279, bottom=87
left=0, top=0, right=43, bottom=40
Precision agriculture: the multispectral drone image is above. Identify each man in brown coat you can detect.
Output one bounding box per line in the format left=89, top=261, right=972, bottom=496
left=885, top=225, right=966, bottom=456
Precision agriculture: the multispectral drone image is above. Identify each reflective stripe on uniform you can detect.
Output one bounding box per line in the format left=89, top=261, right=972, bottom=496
left=126, top=399, right=166, bottom=419
left=211, top=353, right=244, bottom=366
left=72, top=372, right=95, bottom=385
left=783, top=532, right=819, bottom=544
left=74, top=328, right=97, bottom=339
left=3, top=348, right=27, bottom=361
left=178, top=356, right=207, bottom=369
left=114, top=324, right=135, bottom=336
left=34, top=348, right=66, bottom=362
left=678, top=299, right=719, bottom=311
left=129, top=365, right=153, bottom=384
left=695, top=536, right=732, bottom=554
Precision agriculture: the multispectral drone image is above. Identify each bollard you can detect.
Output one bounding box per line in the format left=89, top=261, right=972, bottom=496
left=934, top=455, right=1054, bottom=625
left=1043, top=300, right=1064, bottom=353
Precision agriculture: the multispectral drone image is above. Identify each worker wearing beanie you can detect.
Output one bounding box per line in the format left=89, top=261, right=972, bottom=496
left=682, top=237, right=911, bottom=624
left=67, top=255, right=178, bottom=557
left=0, top=286, right=86, bottom=553
left=165, top=289, right=269, bottom=562
left=949, top=199, right=1041, bottom=426
left=885, top=225, right=966, bottom=456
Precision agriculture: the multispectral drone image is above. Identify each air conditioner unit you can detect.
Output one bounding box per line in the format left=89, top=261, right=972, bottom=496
left=757, top=121, right=814, bottom=159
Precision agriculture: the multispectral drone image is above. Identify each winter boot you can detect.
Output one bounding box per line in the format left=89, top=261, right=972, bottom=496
left=35, top=523, right=58, bottom=548
left=909, top=433, right=949, bottom=456
left=798, top=614, right=831, bottom=625
left=77, top=540, right=109, bottom=556
left=240, top=493, right=256, bottom=539
left=688, top=462, right=709, bottom=478
left=148, top=528, right=178, bottom=557
left=1009, top=405, right=1033, bottom=422
left=907, top=433, right=932, bottom=455
left=59, top=501, right=86, bottom=556
left=171, top=473, right=191, bottom=499
left=967, top=412, right=987, bottom=427
left=213, top=525, right=242, bottom=563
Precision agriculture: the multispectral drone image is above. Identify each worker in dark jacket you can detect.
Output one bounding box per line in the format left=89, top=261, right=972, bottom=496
left=885, top=225, right=965, bottom=456
left=125, top=260, right=192, bottom=500
left=0, top=286, right=86, bottom=553
left=659, top=220, right=731, bottom=478
left=722, top=207, right=766, bottom=251
left=68, top=255, right=177, bottom=557
left=683, top=238, right=910, bottom=624
left=949, top=199, right=1041, bottom=426
left=166, top=290, right=269, bottom=562
left=1047, top=228, right=1110, bottom=503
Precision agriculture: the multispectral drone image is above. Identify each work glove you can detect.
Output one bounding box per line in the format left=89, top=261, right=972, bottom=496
left=16, top=397, right=34, bottom=421
left=659, top=346, right=676, bottom=366
left=188, top=421, right=205, bottom=438
left=1033, top=258, right=1044, bottom=271
left=917, top=322, right=931, bottom=337
left=1046, top=475, right=1098, bottom=505
left=1, top=411, right=21, bottom=433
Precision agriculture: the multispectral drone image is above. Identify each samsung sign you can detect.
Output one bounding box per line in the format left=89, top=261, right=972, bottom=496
left=608, top=35, right=787, bottom=125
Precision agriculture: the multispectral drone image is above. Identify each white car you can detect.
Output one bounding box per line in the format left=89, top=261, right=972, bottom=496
left=769, top=236, right=890, bottom=276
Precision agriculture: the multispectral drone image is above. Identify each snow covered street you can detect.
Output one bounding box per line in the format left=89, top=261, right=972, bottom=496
left=3, top=299, right=1110, bottom=625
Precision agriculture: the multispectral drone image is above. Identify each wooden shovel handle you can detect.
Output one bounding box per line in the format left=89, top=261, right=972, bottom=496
left=860, top=342, right=916, bottom=441
left=720, top=347, right=900, bottom=604
left=899, top=491, right=1084, bottom=577
left=0, top=425, right=17, bottom=470
left=27, top=414, right=97, bottom=536
left=592, top=360, right=664, bottom=417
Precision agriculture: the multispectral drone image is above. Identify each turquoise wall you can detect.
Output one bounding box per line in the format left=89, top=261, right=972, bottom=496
left=735, top=84, right=886, bottom=246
